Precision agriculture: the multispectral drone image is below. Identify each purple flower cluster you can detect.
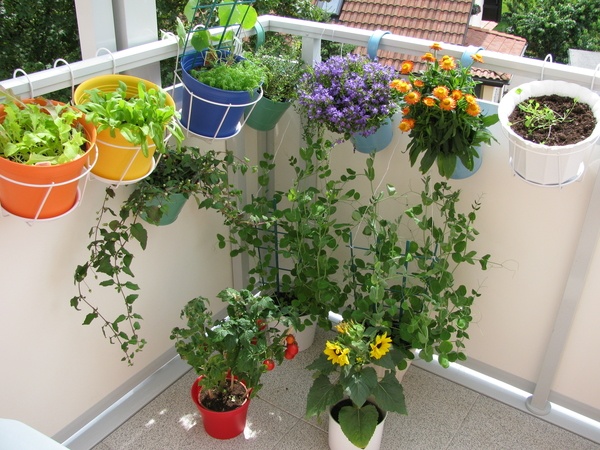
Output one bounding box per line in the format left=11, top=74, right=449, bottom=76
left=297, top=54, right=397, bottom=139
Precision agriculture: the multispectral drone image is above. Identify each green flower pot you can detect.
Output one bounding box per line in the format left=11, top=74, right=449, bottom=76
left=245, top=96, right=292, bottom=131
left=140, top=193, right=188, bottom=226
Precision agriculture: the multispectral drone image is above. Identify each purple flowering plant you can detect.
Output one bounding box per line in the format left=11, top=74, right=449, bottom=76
left=297, top=54, right=397, bottom=140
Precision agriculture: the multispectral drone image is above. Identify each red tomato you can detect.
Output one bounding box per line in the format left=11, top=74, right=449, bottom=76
left=263, top=359, right=275, bottom=371
left=284, top=342, right=299, bottom=359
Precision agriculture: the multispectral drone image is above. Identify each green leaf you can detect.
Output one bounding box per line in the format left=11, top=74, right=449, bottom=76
left=130, top=223, right=148, bottom=250
left=338, top=403, right=379, bottom=449
left=83, top=313, right=97, bottom=325
left=439, top=340, right=453, bottom=354
left=372, top=372, right=407, bottom=415
left=345, top=366, right=377, bottom=408
left=306, top=375, right=344, bottom=418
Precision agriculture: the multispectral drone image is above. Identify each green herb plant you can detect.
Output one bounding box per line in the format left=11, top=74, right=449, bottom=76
left=77, top=80, right=184, bottom=157
left=246, top=37, right=306, bottom=103
left=71, top=147, right=251, bottom=365
left=190, top=57, right=266, bottom=92
left=0, top=88, right=88, bottom=165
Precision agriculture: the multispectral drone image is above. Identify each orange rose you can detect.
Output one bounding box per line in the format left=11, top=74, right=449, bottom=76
left=464, top=94, right=476, bottom=104
left=423, top=97, right=436, bottom=107
left=466, top=102, right=481, bottom=116
left=439, top=56, right=456, bottom=70
left=471, top=53, right=484, bottom=64
left=421, top=52, right=436, bottom=63
left=390, top=79, right=412, bottom=93
left=451, top=90, right=463, bottom=101
left=439, top=97, right=457, bottom=111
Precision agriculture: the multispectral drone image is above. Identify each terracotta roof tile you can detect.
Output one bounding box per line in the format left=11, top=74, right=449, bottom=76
left=332, top=0, right=527, bottom=83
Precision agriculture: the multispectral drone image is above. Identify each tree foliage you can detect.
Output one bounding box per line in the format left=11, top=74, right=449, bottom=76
left=0, top=0, right=81, bottom=81
left=504, top=0, right=600, bottom=63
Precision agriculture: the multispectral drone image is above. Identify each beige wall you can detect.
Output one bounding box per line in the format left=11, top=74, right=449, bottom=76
left=0, top=138, right=233, bottom=437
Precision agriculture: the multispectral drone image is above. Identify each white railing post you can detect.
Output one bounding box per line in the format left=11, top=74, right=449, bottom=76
left=74, top=0, right=118, bottom=59
left=111, top=0, right=162, bottom=84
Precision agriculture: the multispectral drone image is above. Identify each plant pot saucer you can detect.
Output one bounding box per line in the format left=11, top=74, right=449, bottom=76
left=510, top=157, right=585, bottom=187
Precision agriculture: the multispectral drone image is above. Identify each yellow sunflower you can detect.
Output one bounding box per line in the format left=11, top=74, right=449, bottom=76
left=324, top=341, right=350, bottom=366
left=369, top=333, right=392, bottom=360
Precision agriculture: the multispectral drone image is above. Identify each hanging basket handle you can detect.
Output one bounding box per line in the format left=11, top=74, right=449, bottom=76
left=460, top=46, right=484, bottom=67
left=253, top=21, right=265, bottom=51
left=367, top=30, right=390, bottom=61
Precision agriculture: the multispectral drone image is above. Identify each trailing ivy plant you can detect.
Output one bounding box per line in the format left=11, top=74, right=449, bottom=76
left=70, top=147, right=251, bottom=365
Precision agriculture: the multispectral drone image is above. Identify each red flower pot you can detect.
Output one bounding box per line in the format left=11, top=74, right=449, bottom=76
left=190, top=376, right=250, bottom=439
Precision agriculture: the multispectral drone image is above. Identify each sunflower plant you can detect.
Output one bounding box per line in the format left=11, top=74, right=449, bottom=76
left=390, top=43, right=499, bottom=178
left=306, top=321, right=407, bottom=448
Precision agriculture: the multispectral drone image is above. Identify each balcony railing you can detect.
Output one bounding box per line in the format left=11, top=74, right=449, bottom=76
left=3, top=15, right=600, bottom=99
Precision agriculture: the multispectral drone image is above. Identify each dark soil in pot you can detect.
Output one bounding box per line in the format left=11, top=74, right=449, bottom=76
left=199, top=380, right=248, bottom=412
left=508, top=94, right=596, bottom=146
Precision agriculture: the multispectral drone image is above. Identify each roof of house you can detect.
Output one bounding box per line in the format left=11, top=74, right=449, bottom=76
left=335, top=0, right=527, bottom=82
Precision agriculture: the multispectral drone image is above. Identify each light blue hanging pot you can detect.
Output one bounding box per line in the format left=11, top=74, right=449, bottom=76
left=351, top=30, right=393, bottom=154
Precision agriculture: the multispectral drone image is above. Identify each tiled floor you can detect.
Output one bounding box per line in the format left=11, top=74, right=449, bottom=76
left=93, top=329, right=600, bottom=450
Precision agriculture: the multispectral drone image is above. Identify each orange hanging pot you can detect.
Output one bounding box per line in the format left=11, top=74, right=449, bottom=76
left=0, top=99, right=97, bottom=220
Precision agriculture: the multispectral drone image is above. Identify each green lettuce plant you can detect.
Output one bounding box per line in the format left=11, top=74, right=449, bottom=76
left=0, top=88, right=88, bottom=165
left=77, top=80, right=184, bottom=157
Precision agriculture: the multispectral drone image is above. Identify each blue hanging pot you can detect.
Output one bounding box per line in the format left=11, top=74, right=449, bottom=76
left=450, top=148, right=483, bottom=179
left=180, top=50, right=255, bottom=139
left=351, top=119, right=393, bottom=154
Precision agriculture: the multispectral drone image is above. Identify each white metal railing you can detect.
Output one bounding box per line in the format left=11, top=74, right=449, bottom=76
left=2, top=15, right=600, bottom=99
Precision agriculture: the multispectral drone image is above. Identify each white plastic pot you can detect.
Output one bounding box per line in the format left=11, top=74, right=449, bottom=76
left=498, top=80, right=600, bottom=186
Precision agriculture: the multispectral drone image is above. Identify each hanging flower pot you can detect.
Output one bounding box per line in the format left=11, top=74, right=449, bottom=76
left=245, top=96, right=292, bottom=131
left=73, top=74, right=181, bottom=183
left=0, top=99, right=97, bottom=220
left=180, top=50, right=263, bottom=139
left=498, top=80, right=600, bottom=186
left=350, top=119, right=394, bottom=154
left=191, top=377, right=250, bottom=439
left=328, top=399, right=387, bottom=450
left=450, top=146, right=483, bottom=179
left=139, top=193, right=188, bottom=226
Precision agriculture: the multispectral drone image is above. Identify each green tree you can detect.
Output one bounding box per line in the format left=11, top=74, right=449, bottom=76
left=504, top=0, right=600, bottom=63
left=0, top=0, right=81, bottom=82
